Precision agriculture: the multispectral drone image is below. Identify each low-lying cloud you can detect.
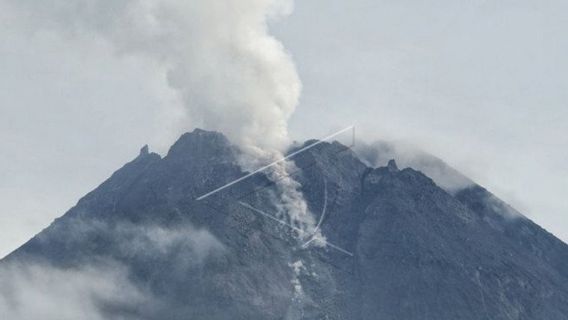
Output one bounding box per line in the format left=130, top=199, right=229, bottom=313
left=0, top=261, right=148, bottom=320
left=355, top=140, right=475, bottom=193
left=0, top=217, right=226, bottom=319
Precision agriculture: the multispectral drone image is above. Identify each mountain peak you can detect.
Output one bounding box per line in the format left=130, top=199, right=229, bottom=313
left=387, top=159, right=399, bottom=172
left=140, top=144, right=149, bottom=156
left=166, top=128, right=234, bottom=162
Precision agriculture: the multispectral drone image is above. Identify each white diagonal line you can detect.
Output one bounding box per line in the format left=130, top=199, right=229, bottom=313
left=301, top=179, right=328, bottom=247
left=321, top=241, right=354, bottom=257
left=302, top=237, right=318, bottom=248
left=196, top=126, right=354, bottom=200
left=238, top=201, right=353, bottom=257
left=310, top=180, right=327, bottom=238
left=238, top=201, right=305, bottom=234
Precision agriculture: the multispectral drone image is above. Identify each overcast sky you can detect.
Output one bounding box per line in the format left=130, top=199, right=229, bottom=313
left=1, top=0, right=567, bottom=258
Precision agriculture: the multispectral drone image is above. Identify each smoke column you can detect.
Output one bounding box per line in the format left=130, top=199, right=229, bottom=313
left=2, top=0, right=300, bottom=150
left=2, top=0, right=320, bottom=236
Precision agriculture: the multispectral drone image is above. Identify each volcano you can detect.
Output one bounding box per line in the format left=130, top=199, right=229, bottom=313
left=2, top=129, right=568, bottom=320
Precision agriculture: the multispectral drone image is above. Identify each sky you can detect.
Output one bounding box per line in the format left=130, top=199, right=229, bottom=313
left=1, top=0, right=567, bottom=258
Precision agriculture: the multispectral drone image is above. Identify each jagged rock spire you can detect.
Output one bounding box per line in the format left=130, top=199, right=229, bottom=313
left=387, top=159, right=399, bottom=172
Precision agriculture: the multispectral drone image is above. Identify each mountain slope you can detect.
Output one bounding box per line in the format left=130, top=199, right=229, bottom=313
left=2, top=129, right=568, bottom=320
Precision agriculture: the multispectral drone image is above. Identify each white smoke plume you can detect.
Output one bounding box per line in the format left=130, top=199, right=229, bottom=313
left=1, top=0, right=318, bottom=238
left=1, top=0, right=300, bottom=151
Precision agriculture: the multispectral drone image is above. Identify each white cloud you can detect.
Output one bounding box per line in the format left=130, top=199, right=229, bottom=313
left=354, top=140, right=475, bottom=193
left=0, top=219, right=225, bottom=318
left=0, top=261, right=148, bottom=320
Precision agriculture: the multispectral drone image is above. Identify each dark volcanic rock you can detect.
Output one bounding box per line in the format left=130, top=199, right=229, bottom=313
left=2, top=129, right=568, bottom=320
